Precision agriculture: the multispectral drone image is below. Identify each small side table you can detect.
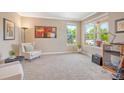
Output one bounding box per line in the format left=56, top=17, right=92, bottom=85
left=5, top=56, right=24, bottom=63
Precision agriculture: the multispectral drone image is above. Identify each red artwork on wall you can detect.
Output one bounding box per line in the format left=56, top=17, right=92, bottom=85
left=35, top=26, right=57, bottom=38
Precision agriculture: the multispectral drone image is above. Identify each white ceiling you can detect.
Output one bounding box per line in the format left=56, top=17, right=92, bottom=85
left=18, top=12, right=95, bottom=21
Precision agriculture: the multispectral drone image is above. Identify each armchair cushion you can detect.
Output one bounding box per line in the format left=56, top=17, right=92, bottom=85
left=24, top=44, right=34, bottom=52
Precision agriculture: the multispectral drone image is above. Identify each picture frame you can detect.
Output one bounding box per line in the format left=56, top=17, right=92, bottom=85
left=3, top=18, right=15, bottom=40
left=115, top=18, right=124, bottom=33
left=35, top=26, right=57, bottom=38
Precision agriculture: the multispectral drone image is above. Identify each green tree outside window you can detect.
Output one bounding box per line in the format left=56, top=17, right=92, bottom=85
left=67, top=25, right=77, bottom=44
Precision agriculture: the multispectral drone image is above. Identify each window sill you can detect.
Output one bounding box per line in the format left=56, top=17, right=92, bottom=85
left=66, top=44, right=76, bottom=47
left=84, top=45, right=102, bottom=50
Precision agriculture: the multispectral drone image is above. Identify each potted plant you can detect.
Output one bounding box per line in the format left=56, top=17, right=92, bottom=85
left=77, top=42, right=82, bottom=52
left=9, top=50, right=16, bottom=59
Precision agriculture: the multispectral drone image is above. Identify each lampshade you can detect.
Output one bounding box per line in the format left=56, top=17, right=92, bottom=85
left=21, top=27, right=28, bottom=30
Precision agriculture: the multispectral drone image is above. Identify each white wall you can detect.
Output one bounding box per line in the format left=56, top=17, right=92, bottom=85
left=0, top=12, right=21, bottom=60
left=1, top=12, right=123, bottom=59
left=21, top=17, right=81, bottom=53
left=109, top=12, right=124, bottom=43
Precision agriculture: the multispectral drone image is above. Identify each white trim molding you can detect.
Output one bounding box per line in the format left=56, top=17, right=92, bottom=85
left=42, top=51, right=78, bottom=55
left=84, top=13, right=108, bottom=24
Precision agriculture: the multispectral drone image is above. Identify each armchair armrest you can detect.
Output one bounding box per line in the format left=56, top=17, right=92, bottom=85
left=22, top=52, right=32, bottom=59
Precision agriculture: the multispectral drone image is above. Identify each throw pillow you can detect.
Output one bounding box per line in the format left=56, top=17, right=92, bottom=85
left=24, top=45, right=34, bottom=52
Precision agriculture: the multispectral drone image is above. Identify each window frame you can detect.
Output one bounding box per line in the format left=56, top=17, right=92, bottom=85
left=98, top=21, right=109, bottom=42
left=66, top=23, right=77, bottom=46
left=84, top=17, right=109, bottom=47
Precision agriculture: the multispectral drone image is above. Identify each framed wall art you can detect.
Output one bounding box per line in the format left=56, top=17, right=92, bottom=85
left=3, top=18, right=15, bottom=40
left=35, top=26, right=57, bottom=38
left=115, top=18, right=124, bottom=33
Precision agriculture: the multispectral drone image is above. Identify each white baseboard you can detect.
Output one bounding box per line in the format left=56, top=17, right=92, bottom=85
left=80, top=51, right=92, bottom=57
left=42, top=51, right=91, bottom=57
left=42, top=51, right=78, bottom=55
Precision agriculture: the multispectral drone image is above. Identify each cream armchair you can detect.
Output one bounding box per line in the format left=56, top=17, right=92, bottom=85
left=21, top=43, right=42, bottom=60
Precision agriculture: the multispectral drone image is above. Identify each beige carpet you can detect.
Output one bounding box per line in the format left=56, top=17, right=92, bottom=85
left=21, top=53, right=112, bottom=80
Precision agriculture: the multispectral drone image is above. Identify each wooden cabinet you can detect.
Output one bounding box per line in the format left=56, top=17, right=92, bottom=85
left=103, top=43, right=124, bottom=73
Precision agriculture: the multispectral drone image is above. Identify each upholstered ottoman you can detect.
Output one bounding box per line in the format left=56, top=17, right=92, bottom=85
left=0, top=61, right=24, bottom=80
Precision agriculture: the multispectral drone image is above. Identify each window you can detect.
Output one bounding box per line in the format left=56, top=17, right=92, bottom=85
left=67, top=24, right=77, bottom=45
left=85, top=19, right=109, bottom=47
left=98, top=22, right=109, bottom=42
left=85, top=23, right=97, bottom=46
